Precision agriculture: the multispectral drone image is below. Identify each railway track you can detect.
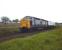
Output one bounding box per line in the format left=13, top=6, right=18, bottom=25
left=0, top=29, right=49, bottom=42
left=0, top=31, right=41, bottom=42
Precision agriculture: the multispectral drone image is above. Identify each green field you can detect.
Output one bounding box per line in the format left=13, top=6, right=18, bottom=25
left=0, top=27, right=62, bottom=50
left=0, top=23, right=19, bottom=36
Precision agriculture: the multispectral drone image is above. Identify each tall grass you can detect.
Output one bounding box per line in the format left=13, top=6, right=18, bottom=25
left=0, top=27, right=62, bottom=50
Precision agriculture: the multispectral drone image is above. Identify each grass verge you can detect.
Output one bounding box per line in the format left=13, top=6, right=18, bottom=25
left=0, top=27, right=62, bottom=50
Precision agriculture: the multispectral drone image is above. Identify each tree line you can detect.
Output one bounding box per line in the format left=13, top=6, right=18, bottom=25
left=1, top=16, right=19, bottom=24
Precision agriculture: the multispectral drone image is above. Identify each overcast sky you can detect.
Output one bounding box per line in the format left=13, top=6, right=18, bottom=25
left=0, top=0, right=62, bottom=23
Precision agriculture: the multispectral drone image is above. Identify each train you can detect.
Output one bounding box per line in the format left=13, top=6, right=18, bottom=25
left=19, top=16, right=55, bottom=32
